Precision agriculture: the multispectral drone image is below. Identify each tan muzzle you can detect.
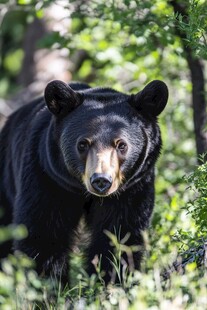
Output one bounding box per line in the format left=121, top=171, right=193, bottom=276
left=82, top=147, right=123, bottom=196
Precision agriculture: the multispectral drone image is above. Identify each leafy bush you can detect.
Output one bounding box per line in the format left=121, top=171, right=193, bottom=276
left=185, top=156, right=207, bottom=234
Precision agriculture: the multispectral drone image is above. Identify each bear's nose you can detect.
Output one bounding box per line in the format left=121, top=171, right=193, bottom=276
left=90, top=173, right=112, bottom=194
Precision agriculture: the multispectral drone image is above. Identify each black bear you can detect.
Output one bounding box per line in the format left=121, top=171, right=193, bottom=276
left=0, top=80, right=168, bottom=284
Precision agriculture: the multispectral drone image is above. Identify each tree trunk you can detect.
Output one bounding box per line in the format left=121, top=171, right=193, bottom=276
left=170, top=0, right=207, bottom=163
left=18, top=17, right=47, bottom=86
left=186, top=50, right=207, bottom=159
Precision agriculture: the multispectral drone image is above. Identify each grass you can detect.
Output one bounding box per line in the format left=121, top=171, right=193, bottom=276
left=0, top=231, right=206, bottom=309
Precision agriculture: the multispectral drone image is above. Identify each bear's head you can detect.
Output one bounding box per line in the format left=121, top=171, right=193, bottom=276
left=44, top=80, right=168, bottom=197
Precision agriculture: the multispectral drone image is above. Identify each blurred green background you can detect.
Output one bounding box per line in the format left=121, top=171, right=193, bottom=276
left=0, top=0, right=207, bottom=309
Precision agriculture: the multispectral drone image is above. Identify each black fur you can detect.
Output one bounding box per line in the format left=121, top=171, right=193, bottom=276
left=0, top=80, right=168, bottom=284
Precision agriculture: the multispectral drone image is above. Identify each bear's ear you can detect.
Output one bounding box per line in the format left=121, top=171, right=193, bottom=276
left=131, top=80, right=168, bottom=117
left=44, top=80, right=83, bottom=116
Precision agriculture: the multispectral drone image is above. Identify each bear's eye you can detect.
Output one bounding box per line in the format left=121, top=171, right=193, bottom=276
left=77, top=139, right=90, bottom=153
left=116, top=140, right=128, bottom=154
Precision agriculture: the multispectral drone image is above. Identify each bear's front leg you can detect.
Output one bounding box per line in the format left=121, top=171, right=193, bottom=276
left=86, top=225, right=144, bottom=284
left=86, top=232, right=115, bottom=283
left=84, top=200, right=138, bottom=284
left=14, top=236, right=71, bottom=286
left=13, top=186, right=84, bottom=286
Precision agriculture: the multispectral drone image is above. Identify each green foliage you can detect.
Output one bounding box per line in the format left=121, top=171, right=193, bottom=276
left=0, top=220, right=206, bottom=310
left=0, top=254, right=39, bottom=309
left=4, top=49, right=24, bottom=74
left=0, top=224, right=27, bottom=244
left=185, top=156, right=207, bottom=233
left=175, top=0, right=207, bottom=58
left=0, top=9, right=28, bottom=96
